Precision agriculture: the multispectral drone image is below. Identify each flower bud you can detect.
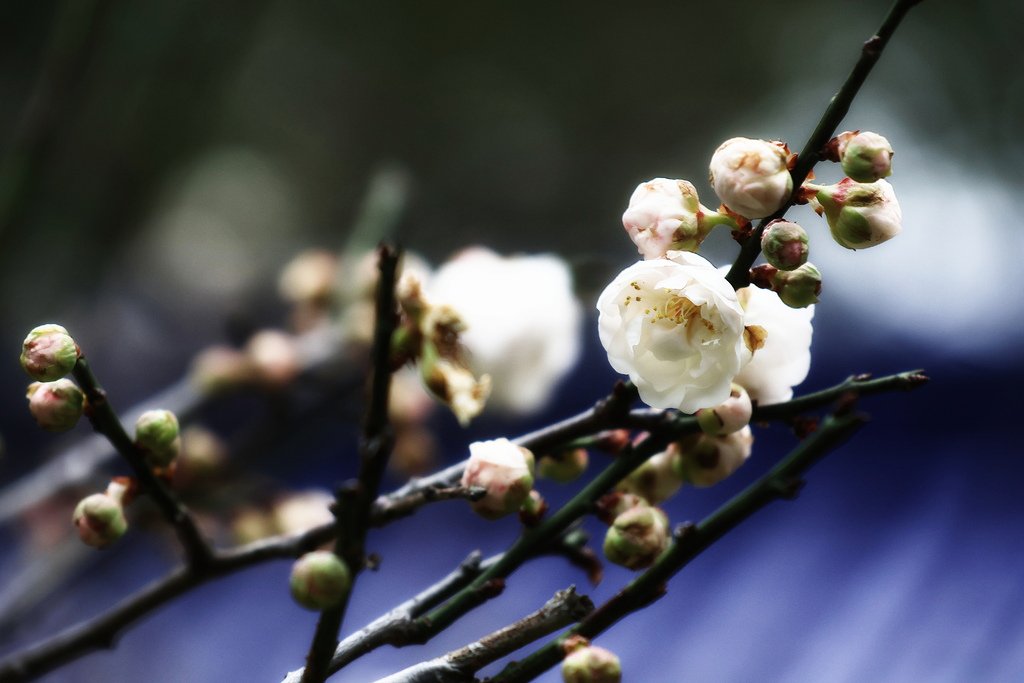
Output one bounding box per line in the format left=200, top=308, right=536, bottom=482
left=760, top=220, right=809, bottom=271
left=812, top=178, right=901, bottom=249
left=26, top=379, right=84, bottom=432
left=696, top=384, right=752, bottom=436
left=772, top=263, right=822, bottom=309
left=245, top=330, right=301, bottom=388
left=20, top=324, right=79, bottom=381
left=519, top=489, right=548, bottom=527
left=836, top=130, right=893, bottom=182
left=135, top=409, right=181, bottom=468
left=595, top=491, right=646, bottom=525
left=709, top=137, right=793, bottom=219
left=537, top=448, right=589, bottom=483
left=289, top=550, right=352, bottom=611
left=616, top=449, right=683, bottom=505
left=461, top=438, right=535, bottom=519
left=673, top=427, right=754, bottom=487
left=562, top=644, right=622, bottom=683
left=622, top=178, right=737, bottom=258
left=603, top=504, right=669, bottom=569
left=73, top=492, right=127, bottom=548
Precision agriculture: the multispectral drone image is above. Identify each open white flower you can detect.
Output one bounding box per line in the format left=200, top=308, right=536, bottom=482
left=429, top=248, right=582, bottom=415
left=597, top=251, right=749, bottom=413
left=733, top=284, right=814, bottom=405
left=621, top=178, right=734, bottom=258
left=709, top=137, right=793, bottom=219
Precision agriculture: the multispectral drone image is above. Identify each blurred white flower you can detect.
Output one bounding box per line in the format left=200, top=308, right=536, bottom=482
left=428, top=247, right=582, bottom=414
left=597, top=251, right=748, bottom=413
left=709, top=137, right=793, bottom=219
left=733, top=284, right=814, bottom=405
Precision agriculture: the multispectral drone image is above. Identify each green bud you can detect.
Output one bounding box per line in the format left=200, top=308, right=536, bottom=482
left=289, top=550, right=352, bottom=610
left=26, top=379, right=84, bottom=432
left=562, top=644, right=622, bottom=683
left=603, top=504, right=669, bottom=570
left=760, top=220, right=809, bottom=271
left=673, top=427, right=754, bottom=487
left=537, top=448, right=588, bottom=483
left=814, top=179, right=901, bottom=250
left=772, top=263, right=822, bottom=309
left=21, top=324, right=79, bottom=382
left=616, top=449, right=683, bottom=505
left=73, top=493, right=127, bottom=548
left=135, top=409, right=181, bottom=468
left=837, top=130, right=893, bottom=183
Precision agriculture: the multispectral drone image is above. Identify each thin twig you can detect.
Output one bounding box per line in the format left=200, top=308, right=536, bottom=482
left=725, top=0, right=926, bottom=289
left=489, top=410, right=872, bottom=683
left=372, top=587, right=594, bottom=683
left=302, top=244, right=402, bottom=683
left=71, top=358, right=213, bottom=568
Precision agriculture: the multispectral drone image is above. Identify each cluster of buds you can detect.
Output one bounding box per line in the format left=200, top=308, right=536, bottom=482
left=460, top=438, right=535, bottom=519
left=289, top=550, right=352, bottom=610
left=396, top=275, right=491, bottom=425
left=750, top=263, right=822, bottom=309
left=134, top=409, right=181, bottom=468
left=622, top=178, right=738, bottom=258
left=72, top=479, right=132, bottom=548
left=562, top=637, right=622, bottom=683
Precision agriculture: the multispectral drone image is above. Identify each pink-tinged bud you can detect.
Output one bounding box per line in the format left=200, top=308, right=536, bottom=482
left=289, top=550, right=352, bottom=611
left=134, top=410, right=181, bottom=468
left=538, top=448, right=589, bottom=483
left=760, top=219, right=809, bottom=271
left=812, top=178, right=902, bottom=249
left=72, top=492, right=127, bottom=548
left=673, top=427, right=754, bottom=487
left=21, top=324, right=79, bottom=382
left=709, top=137, right=794, bottom=219
left=622, top=178, right=737, bottom=258
left=835, top=130, right=893, bottom=183
left=562, top=643, right=622, bottom=683
left=26, top=379, right=84, bottom=432
left=460, top=438, right=535, bottom=519
left=772, top=263, right=822, bottom=309
left=603, top=504, right=669, bottom=570
left=696, top=384, right=752, bottom=436
left=616, top=449, right=684, bottom=505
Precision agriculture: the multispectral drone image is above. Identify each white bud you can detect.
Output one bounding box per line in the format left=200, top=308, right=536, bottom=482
left=460, top=438, right=535, bottom=519
left=26, top=379, right=84, bottom=432
left=622, top=178, right=735, bottom=258
left=562, top=644, right=622, bottom=683
left=673, top=427, right=754, bottom=486
left=812, top=178, right=902, bottom=249
left=696, top=383, right=752, bottom=435
left=616, top=448, right=684, bottom=504
left=709, top=137, right=793, bottom=219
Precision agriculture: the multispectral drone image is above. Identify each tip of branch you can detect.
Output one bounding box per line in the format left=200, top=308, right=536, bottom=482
left=903, top=370, right=930, bottom=388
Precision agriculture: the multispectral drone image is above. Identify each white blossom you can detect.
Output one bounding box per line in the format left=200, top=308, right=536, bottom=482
left=733, top=284, right=814, bottom=405
left=597, top=251, right=748, bottom=413
left=428, top=248, right=582, bottom=414
left=621, top=178, right=732, bottom=258
left=709, top=137, right=793, bottom=219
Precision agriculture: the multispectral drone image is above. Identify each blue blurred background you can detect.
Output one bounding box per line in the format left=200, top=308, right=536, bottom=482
left=1, top=0, right=1022, bottom=681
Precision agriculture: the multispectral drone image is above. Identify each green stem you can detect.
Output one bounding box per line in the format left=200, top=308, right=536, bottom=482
left=725, top=0, right=925, bottom=289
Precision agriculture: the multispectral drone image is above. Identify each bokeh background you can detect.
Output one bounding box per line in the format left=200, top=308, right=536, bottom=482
left=1, top=0, right=1022, bottom=681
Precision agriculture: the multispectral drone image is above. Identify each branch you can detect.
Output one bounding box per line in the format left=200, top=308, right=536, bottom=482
left=301, top=244, right=402, bottom=683
left=372, top=587, right=594, bottom=683
left=489, top=410, right=873, bottom=683
left=71, top=358, right=213, bottom=568
left=725, top=0, right=925, bottom=289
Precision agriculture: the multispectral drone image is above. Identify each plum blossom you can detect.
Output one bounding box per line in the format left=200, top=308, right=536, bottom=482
left=732, top=284, right=814, bottom=405
left=428, top=248, right=582, bottom=414
left=812, top=178, right=902, bottom=249
left=597, top=251, right=749, bottom=413
left=621, top=178, right=735, bottom=258
left=461, top=438, right=535, bottom=519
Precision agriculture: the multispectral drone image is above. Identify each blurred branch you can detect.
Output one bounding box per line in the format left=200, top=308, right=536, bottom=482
left=725, top=0, right=926, bottom=289
left=302, top=244, right=401, bottom=683
left=372, top=587, right=593, bottom=683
